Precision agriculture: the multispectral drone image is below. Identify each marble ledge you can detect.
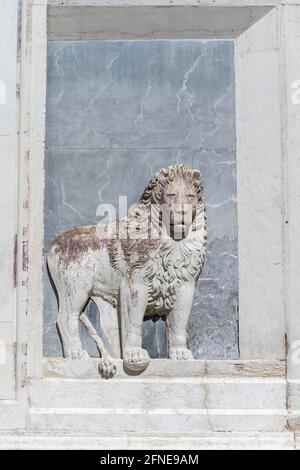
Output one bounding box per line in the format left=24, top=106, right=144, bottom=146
left=0, top=432, right=296, bottom=450
left=46, top=1, right=283, bottom=7
left=44, top=358, right=286, bottom=379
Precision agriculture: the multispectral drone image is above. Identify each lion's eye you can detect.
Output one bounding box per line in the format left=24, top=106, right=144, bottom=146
left=187, top=194, right=196, bottom=198
left=166, top=193, right=176, bottom=197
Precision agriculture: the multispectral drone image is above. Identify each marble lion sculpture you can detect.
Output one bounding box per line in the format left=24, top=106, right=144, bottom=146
left=48, top=164, right=207, bottom=378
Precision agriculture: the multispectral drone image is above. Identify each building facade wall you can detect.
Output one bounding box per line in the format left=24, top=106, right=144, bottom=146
left=0, top=0, right=299, bottom=449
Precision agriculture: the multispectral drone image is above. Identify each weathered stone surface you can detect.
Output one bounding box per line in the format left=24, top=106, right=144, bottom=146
left=235, top=7, right=285, bottom=359
left=1, top=0, right=298, bottom=449
left=44, top=358, right=284, bottom=379
left=0, top=431, right=295, bottom=450
left=47, top=4, right=274, bottom=41
left=207, top=360, right=285, bottom=378
left=27, top=373, right=287, bottom=433
left=0, top=0, right=19, bottom=401
left=44, top=40, right=238, bottom=359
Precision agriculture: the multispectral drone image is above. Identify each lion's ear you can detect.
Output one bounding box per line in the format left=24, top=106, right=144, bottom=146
left=192, top=170, right=202, bottom=181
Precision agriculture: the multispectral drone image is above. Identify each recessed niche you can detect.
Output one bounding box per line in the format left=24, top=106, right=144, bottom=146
left=44, top=39, right=238, bottom=359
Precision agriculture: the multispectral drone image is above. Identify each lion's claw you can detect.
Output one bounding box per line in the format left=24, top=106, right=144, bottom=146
left=123, top=347, right=150, bottom=372
left=65, top=347, right=89, bottom=360
left=169, top=348, right=194, bottom=360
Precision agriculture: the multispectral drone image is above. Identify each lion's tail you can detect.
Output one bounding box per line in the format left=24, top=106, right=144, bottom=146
left=80, top=313, right=108, bottom=358
left=80, top=313, right=117, bottom=379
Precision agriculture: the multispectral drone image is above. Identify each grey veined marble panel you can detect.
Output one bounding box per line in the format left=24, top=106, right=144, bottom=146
left=44, top=40, right=239, bottom=359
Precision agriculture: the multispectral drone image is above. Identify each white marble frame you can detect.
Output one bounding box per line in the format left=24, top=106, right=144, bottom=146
left=2, top=0, right=300, bottom=437
left=0, top=0, right=20, bottom=403
left=28, top=2, right=287, bottom=381
left=34, top=1, right=286, bottom=370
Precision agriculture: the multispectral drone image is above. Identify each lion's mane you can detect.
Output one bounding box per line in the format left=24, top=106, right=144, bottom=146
left=106, top=164, right=207, bottom=312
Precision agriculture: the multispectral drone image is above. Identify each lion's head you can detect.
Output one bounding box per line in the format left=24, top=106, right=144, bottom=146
left=106, top=165, right=207, bottom=307
left=139, top=164, right=205, bottom=241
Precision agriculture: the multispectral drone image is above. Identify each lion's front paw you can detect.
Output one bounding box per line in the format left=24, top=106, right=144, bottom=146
left=65, top=347, right=89, bottom=360
left=99, top=357, right=117, bottom=379
left=169, top=348, right=194, bottom=360
left=123, top=348, right=150, bottom=372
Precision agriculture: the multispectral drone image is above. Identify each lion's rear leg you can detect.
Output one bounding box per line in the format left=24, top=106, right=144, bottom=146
left=91, top=297, right=121, bottom=358
left=57, top=296, right=90, bottom=360
left=47, top=237, right=96, bottom=360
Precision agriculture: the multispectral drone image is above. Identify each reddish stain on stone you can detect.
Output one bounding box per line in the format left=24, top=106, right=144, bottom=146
left=120, top=239, right=159, bottom=271
left=23, top=240, right=29, bottom=272
left=23, top=226, right=29, bottom=238
left=51, top=225, right=104, bottom=265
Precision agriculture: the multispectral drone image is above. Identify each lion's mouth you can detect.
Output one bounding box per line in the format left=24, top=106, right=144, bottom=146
left=169, top=221, right=192, bottom=240
left=170, top=218, right=194, bottom=228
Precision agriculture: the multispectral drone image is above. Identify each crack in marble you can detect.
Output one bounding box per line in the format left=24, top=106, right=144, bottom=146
left=84, top=43, right=130, bottom=115
left=96, top=155, right=113, bottom=206
left=207, top=195, right=237, bottom=209
left=176, top=51, right=204, bottom=148
left=60, top=176, right=86, bottom=220
left=132, top=63, right=161, bottom=139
